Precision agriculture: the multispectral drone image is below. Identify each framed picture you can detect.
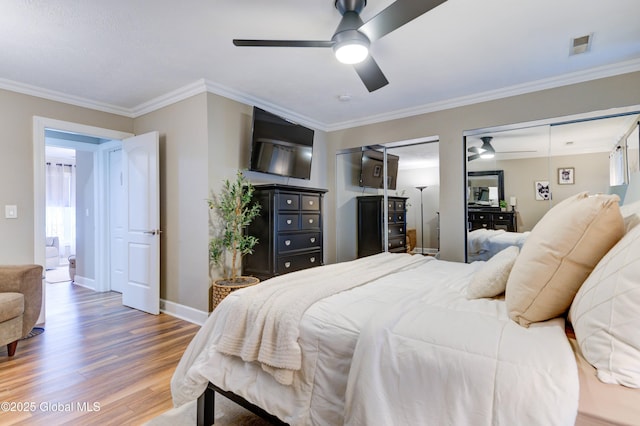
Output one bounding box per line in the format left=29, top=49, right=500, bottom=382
left=558, top=167, right=575, bottom=185
left=535, top=180, right=551, bottom=200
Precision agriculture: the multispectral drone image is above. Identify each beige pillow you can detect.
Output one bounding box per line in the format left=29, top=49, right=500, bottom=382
left=506, top=192, right=624, bottom=327
left=467, top=246, right=519, bottom=299
left=569, top=223, right=640, bottom=387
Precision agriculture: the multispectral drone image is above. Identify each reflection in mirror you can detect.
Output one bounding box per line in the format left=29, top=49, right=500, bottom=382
left=467, top=170, right=504, bottom=209
left=335, top=139, right=439, bottom=263
left=465, top=107, right=640, bottom=263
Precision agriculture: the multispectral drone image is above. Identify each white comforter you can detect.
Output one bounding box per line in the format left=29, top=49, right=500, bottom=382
left=468, top=229, right=530, bottom=261
left=171, top=257, right=579, bottom=425
left=344, top=260, right=579, bottom=426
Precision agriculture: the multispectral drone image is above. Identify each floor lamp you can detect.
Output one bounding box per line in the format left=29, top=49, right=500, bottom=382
left=415, top=186, right=427, bottom=255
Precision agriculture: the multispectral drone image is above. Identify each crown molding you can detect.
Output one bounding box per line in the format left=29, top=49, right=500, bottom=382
left=200, top=79, right=327, bottom=131
left=2, top=57, right=639, bottom=132
left=130, top=79, right=209, bottom=117
left=324, top=58, right=640, bottom=132
left=0, top=77, right=134, bottom=117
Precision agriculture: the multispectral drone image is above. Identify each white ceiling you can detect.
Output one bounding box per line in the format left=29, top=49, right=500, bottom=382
left=1, top=0, right=639, bottom=131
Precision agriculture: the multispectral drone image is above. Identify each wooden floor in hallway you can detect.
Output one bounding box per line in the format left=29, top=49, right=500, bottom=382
left=0, top=280, right=200, bottom=425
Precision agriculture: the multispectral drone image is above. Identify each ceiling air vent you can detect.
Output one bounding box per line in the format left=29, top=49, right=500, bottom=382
left=570, top=34, right=592, bottom=55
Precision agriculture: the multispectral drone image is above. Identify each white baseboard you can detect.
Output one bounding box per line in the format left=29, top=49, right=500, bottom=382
left=73, top=275, right=96, bottom=291
left=160, top=299, right=208, bottom=326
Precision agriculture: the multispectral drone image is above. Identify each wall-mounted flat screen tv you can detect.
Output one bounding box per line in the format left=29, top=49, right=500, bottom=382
left=359, top=149, right=399, bottom=190
left=249, top=107, right=314, bottom=180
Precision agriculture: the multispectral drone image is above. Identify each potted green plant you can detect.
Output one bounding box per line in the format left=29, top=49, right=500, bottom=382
left=499, top=200, right=507, bottom=211
left=208, top=171, right=261, bottom=309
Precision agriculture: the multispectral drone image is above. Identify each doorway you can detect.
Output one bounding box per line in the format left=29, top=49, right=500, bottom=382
left=33, top=117, right=133, bottom=323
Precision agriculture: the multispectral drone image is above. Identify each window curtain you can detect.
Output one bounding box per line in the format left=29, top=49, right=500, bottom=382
left=46, top=162, right=76, bottom=257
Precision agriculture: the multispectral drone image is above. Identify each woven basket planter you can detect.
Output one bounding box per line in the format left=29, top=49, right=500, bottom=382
left=210, top=276, right=260, bottom=311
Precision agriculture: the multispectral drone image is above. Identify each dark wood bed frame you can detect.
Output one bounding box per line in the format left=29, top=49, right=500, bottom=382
left=197, top=382, right=289, bottom=425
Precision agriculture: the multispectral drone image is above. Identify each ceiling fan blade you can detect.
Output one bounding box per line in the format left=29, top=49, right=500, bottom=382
left=353, top=56, right=389, bottom=92
left=233, top=39, right=334, bottom=48
left=358, top=0, right=448, bottom=42
left=468, top=154, right=481, bottom=162
left=468, top=146, right=481, bottom=154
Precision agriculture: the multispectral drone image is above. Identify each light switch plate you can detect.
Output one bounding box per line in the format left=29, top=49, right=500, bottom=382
left=5, top=205, right=17, bottom=219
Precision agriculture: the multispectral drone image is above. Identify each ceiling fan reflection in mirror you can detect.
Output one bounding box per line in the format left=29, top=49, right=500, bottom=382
left=232, top=0, right=448, bottom=92
left=467, top=136, right=537, bottom=162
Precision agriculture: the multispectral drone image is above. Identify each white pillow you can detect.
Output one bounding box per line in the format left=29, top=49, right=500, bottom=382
left=620, top=199, right=640, bottom=233
left=467, top=246, right=519, bottom=299
left=569, top=222, right=640, bottom=388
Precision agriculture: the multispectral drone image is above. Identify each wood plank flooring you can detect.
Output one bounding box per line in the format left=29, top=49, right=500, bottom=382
left=0, top=281, right=200, bottom=425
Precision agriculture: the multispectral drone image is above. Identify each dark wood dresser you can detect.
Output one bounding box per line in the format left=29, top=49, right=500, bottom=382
left=243, top=184, right=327, bottom=281
left=468, top=209, right=517, bottom=232
left=357, top=195, right=408, bottom=258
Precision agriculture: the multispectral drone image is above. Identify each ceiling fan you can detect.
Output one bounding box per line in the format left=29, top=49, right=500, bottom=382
left=467, top=136, right=537, bottom=161
left=232, top=0, right=448, bottom=92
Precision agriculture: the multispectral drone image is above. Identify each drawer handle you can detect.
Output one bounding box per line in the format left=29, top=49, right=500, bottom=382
left=388, top=242, right=392, bottom=247
left=389, top=229, right=392, bottom=234
left=285, top=240, right=291, bottom=246
left=398, top=215, right=403, bottom=221
left=310, top=237, right=316, bottom=243
left=389, top=216, right=393, bottom=221
left=286, top=219, right=292, bottom=225
left=498, top=216, right=504, bottom=219
left=286, top=199, right=292, bottom=205
left=479, top=215, right=485, bottom=219
left=310, top=257, right=316, bottom=263
left=482, top=224, right=488, bottom=228
left=308, top=218, right=314, bottom=224
left=284, top=262, right=291, bottom=268
left=308, top=200, right=314, bottom=206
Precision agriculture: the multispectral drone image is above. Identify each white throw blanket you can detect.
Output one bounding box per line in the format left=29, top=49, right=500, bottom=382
left=216, top=252, right=431, bottom=385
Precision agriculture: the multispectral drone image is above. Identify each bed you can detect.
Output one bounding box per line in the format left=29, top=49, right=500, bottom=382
left=467, top=228, right=530, bottom=262
left=171, top=193, right=640, bottom=425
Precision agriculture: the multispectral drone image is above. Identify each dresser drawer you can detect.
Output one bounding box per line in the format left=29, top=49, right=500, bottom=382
left=301, top=195, right=320, bottom=211
left=278, top=251, right=321, bottom=274
left=470, top=220, right=490, bottom=230
left=394, top=200, right=405, bottom=211
left=277, top=232, right=321, bottom=253
left=278, top=193, right=300, bottom=210
left=301, top=213, right=320, bottom=229
left=278, top=214, right=299, bottom=231
left=387, top=237, right=405, bottom=250
left=469, top=212, right=490, bottom=221
left=388, top=223, right=405, bottom=237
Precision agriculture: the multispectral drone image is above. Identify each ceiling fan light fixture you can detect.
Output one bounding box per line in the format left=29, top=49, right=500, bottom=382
left=479, top=136, right=495, bottom=159
left=332, top=30, right=370, bottom=64
left=479, top=152, right=495, bottom=159
left=335, top=42, right=369, bottom=64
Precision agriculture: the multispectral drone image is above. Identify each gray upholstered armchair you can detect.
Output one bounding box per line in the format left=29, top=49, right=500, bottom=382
left=0, top=265, right=43, bottom=356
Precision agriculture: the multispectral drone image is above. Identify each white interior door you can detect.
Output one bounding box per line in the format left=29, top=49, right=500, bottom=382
left=122, top=131, right=160, bottom=314
left=109, top=148, right=125, bottom=293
